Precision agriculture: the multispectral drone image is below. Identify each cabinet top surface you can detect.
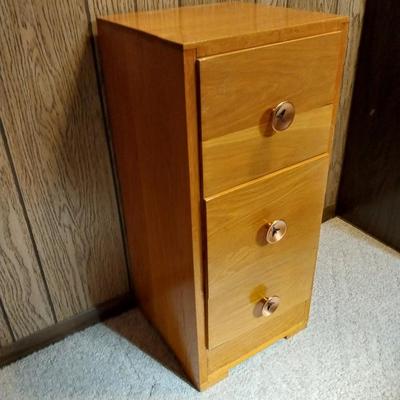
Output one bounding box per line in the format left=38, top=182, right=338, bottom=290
left=98, top=2, right=348, bottom=55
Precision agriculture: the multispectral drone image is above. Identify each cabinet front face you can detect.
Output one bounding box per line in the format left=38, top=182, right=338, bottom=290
left=199, top=32, right=342, bottom=197
left=199, top=31, right=342, bottom=351
left=205, top=156, right=328, bottom=349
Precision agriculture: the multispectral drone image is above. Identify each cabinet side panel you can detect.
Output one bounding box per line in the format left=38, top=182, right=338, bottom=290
left=98, top=22, right=204, bottom=386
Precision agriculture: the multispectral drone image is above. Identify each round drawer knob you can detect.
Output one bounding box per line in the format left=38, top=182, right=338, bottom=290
left=272, top=101, right=295, bottom=132
left=262, top=296, right=280, bottom=317
left=265, top=220, right=287, bottom=244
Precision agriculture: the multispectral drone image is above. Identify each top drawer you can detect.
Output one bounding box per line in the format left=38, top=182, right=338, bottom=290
left=198, top=32, right=342, bottom=197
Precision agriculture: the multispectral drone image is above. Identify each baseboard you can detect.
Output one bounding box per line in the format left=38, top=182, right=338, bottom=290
left=0, top=293, right=135, bottom=368
left=322, top=204, right=336, bottom=222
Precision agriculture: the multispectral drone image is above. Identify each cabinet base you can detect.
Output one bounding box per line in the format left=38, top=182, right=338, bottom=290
left=199, top=319, right=308, bottom=390
left=199, top=368, right=229, bottom=391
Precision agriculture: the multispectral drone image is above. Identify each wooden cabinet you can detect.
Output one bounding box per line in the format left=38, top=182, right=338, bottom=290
left=98, top=2, right=348, bottom=390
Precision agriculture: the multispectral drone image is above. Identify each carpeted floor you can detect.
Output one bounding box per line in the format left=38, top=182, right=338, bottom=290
left=1, top=218, right=399, bottom=400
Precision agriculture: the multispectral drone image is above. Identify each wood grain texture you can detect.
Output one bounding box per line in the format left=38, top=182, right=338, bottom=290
left=183, top=49, right=208, bottom=386
left=0, top=124, right=54, bottom=340
left=256, top=0, right=288, bottom=6
left=136, top=0, right=177, bottom=11
left=0, top=0, right=358, bottom=356
left=101, top=2, right=347, bottom=57
left=325, top=0, right=366, bottom=208
left=198, top=32, right=341, bottom=141
left=97, top=3, right=350, bottom=389
left=88, top=0, right=137, bottom=32
left=0, top=0, right=128, bottom=322
left=90, top=0, right=177, bottom=15
left=0, top=304, right=13, bottom=347
left=208, top=301, right=306, bottom=372
left=97, top=22, right=206, bottom=388
left=203, top=105, right=333, bottom=196
left=88, top=0, right=177, bottom=28
left=206, top=155, right=329, bottom=348
left=181, top=0, right=255, bottom=7
left=287, top=0, right=337, bottom=13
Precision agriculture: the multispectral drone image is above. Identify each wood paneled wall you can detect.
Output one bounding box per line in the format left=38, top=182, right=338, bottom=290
left=0, top=301, right=13, bottom=347
left=0, top=0, right=129, bottom=349
left=0, top=121, right=54, bottom=341
left=0, top=0, right=364, bottom=353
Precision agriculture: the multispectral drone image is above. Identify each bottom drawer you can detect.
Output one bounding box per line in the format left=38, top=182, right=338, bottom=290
left=205, top=155, right=329, bottom=349
left=208, top=301, right=307, bottom=372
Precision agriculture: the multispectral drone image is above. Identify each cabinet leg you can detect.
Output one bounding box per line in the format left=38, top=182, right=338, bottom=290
left=284, top=320, right=307, bottom=340
left=198, top=368, right=229, bottom=391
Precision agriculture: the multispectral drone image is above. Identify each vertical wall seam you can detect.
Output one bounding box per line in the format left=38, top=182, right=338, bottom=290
left=0, top=296, right=16, bottom=343
left=0, top=119, right=58, bottom=324
left=83, top=0, right=133, bottom=294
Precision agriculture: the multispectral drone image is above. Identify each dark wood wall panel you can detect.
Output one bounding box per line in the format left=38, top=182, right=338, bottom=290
left=0, top=303, right=13, bottom=347
left=325, top=0, right=366, bottom=209
left=0, top=0, right=128, bottom=323
left=0, top=123, right=55, bottom=340
left=337, top=0, right=400, bottom=250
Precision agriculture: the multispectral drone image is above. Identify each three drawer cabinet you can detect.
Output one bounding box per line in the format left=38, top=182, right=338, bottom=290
left=98, top=2, right=348, bottom=390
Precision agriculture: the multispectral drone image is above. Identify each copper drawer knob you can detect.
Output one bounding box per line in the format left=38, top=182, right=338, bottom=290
left=272, top=101, right=295, bottom=132
left=265, top=220, right=287, bottom=244
left=262, top=296, right=280, bottom=317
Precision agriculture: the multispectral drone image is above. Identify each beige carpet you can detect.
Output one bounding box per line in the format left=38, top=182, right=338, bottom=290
left=1, top=218, right=400, bottom=399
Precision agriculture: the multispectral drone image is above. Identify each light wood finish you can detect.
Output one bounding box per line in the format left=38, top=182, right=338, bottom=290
left=97, top=21, right=207, bottom=388
left=0, top=305, right=13, bottom=347
left=198, top=367, right=229, bottom=391
left=208, top=301, right=307, bottom=372
left=100, top=2, right=347, bottom=56
left=325, top=0, right=366, bottom=208
left=0, top=124, right=54, bottom=340
left=98, top=3, right=348, bottom=389
left=0, top=0, right=128, bottom=322
left=206, top=155, right=329, bottom=348
left=203, top=104, right=334, bottom=196
left=199, top=32, right=342, bottom=141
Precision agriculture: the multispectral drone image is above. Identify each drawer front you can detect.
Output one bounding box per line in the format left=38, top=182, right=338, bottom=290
left=206, top=155, right=328, bottom=349
left=198, top=32, right=342, bottom=196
